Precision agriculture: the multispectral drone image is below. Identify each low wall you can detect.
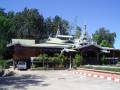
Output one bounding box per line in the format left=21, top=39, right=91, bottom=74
left=71, top=68, right=120, bottom=83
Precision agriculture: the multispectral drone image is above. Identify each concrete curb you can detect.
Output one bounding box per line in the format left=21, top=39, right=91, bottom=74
left=70, top=70, right=120, bottom=83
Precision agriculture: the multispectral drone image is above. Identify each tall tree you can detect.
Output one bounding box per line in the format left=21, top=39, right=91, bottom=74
left=53, top=15, right=69, bottom=35
left=7, top=11, right=14, bottom=19
left=45, top=15, right=70, bottom=36
left=92, top=27, right=116, bottom=47
left=0, top=8, right=7, bottom=16
left=45, top=17, right=54, bottom=36
left=0, top=8, right=72, bottom=59
left=0, top=9, right=11, bottom=58
left=100, top=40, right=112, bottom=47
left=11, top=8, right=45, bottom=39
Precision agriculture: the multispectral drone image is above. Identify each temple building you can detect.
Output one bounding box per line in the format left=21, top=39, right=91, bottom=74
left=7, top=25, right=120, bottom=69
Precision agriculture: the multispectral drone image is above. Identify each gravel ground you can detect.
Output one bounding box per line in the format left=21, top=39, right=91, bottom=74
left=0, top=70, right=120, bottom=90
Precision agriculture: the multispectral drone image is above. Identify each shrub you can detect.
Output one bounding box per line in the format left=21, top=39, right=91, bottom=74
left=0, top=59, right=6, bottom=69
left=32, top=53, right=66, bottom=69
left=1, top=58, right=10, bottom=69
left=101, top=55, right=106, bottom=65
left=117, top=61, right=120, bottom=64
left=73, top=54, right=82, bottom=67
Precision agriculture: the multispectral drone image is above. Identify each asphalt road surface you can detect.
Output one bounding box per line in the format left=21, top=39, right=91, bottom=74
left=0, top=70, right=120, bottom=90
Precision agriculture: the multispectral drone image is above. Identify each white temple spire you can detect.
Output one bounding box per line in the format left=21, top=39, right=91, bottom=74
left=78, top=25, right=92, bottom=46
left=84, top=25, right=87, bottom=32
left=56, top=25, right=60, bottom=37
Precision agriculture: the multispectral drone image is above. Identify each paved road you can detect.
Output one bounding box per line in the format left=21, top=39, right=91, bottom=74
left=0, top=70, right=120, bottom=90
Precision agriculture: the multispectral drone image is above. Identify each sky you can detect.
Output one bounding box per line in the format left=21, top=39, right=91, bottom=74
left=0, top=0, right=120, bottom=48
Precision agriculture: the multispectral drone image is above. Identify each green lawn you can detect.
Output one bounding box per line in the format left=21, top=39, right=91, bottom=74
left=80, top=65, right=120, bottom=72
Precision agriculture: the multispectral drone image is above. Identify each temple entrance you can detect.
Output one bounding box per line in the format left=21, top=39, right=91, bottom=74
left=82, top=50, right=99, bottom=65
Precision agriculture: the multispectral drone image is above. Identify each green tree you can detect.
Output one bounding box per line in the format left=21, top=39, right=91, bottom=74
left=45, top=15, right=70, bottom=36
left=74, top=54, right=82, bottom=67
left=53, top=54, right=61, bottom=66
left=101, top=55, right=106, bottom=65
left=0, top=59, right=7, bottom=69
left=0, top=11, right=11, bottom=58
left=92, top=27, right=116, bottom=47
left=45, top=17, right=53, bottom=36
left=0, top=60, right=5, bottom=69
left=36, top=54, right=49, bottom=69
left=100, top=40, right=112, bottom=47
left=50, top=54, right=65, bottom=68
left=0, top=8, right=7, bottom=16
left=53, top=15, right=70, bottom=35
left=0, top=7, right=72, bottom=59
left=11, top=8, right=45, bottom=39
left=58, top=54, right=65, bottom=67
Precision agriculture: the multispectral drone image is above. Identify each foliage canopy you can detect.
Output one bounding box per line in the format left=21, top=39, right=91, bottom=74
left=92, top=27, right=116, bottom=47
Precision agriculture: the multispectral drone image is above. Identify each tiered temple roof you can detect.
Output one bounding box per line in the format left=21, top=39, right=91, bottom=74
left=7, top=25, right=120, bottom=52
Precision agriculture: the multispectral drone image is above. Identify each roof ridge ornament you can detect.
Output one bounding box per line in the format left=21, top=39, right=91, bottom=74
left=74, top=25, right=97, bottom=47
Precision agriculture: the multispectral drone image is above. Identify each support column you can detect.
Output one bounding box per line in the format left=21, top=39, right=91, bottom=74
left=13, top=59, right=15, bottom=70
left=31, top=57, right=34, bottom=69
left=113, top=51, right=115, bottom=64
left=97, top=52, right=99, bottom=64
left=69, top=54, right=72, bottom=69
left=81, top=52, right=83, bottom=64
